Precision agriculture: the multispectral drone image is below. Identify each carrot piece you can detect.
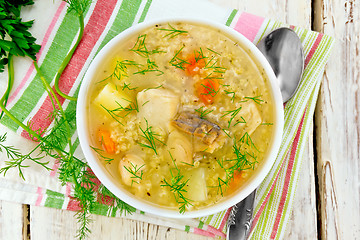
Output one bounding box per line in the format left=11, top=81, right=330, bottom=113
left=98, top=129, right=116, bottom=154
left=195, top=79, right=220, bottom=104
left=228, top=171, right=245, bottom=194
left=185, top=53, right=205, bottom=76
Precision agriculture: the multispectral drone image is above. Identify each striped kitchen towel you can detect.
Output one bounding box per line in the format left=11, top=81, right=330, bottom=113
left=0, top=0, right=334, bottom=239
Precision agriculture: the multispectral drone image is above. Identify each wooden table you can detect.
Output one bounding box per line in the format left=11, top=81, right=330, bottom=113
left=0, top=0, right=358, bottom=239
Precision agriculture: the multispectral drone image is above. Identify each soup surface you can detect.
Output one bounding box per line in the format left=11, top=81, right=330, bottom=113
left=87, top=22, right=275, bottom=212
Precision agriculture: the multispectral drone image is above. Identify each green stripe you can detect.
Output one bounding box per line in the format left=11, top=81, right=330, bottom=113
left=185, top=225, right=190, bottom=232
left=91, top=202, right=109, bottom=215
left=138, top=0, right=152, bottom=23
left=225, top=9, right=238, bottom=26
left=197, top=221, right=204, bottom=229
left=44, top=189, right=65, bottom=208
left=1, top=7, right=89, bottom=131
left=96, top=0, right=143, bottom=53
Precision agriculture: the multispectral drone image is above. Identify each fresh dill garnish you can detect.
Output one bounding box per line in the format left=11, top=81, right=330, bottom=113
left=194, top=106, right=213, bottom=119
left=130, top=34, right=165, bottom=57
left=221, top=106, right=242, bottom=128
left=121, top=82, right=138, bottom=91
left=224, top=90, right=236, bottom=102
left=204, top=72, right=224, bottom=80
left=134, top=58, right=164, bottom=76
left=244, top=95, right=264, bottom=104
left=123, top=162, right=145, bottom=186
left=200, top=79, right=220, bottom=97
left=204, top=56, right=227, bottom=74
left=222, top=129, right=231, bottom=139
left=90, top=146, right=114, bottom=163
left=100, top=60, right=141, bottom=83
left=157, top=23, right=188, bottom=38
left=239, top=132, right=259, bottom=152
left=261, top=122, right=274, bottom=125
left=234, top=116, right=246, bottom=126
left=143, top=84, right=164, bottom=92
left=100, top=104, right=125, bottom=125
left=169, top=46, right=190, bottom=70
left=194, top=48, right=207, bottom=62
left=206, top=47, right=221, bottom=56
left=161, top=151, right=193, bottom=213
left=138, top=119, right=165, bottom=155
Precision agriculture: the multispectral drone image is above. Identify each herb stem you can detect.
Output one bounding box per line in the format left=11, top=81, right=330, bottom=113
left=54, top=14, right=84, bottom=101
left=0, top=54, right=14, bottom=120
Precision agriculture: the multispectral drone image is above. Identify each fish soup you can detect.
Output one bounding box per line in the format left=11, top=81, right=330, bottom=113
left=86, top=22, right=275, bottom=213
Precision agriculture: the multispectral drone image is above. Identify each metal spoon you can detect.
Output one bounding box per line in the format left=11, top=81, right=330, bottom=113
left=227, top=28, right=304, bottom=240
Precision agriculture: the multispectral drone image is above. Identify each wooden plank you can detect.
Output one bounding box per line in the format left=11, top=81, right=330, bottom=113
left=0, top=201, right=26, bottom=240
left=29, top=206, right=212, bottom=240
left=313, top=0, right=360, bottom=239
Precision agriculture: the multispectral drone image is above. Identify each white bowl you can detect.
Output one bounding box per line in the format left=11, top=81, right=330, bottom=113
left=77, top=18, right=284, bottom=218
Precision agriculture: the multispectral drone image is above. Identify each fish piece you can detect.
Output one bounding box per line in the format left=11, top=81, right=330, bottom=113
left=172, top=112, right=224, bottom=152
left=137, top=88, right=179, bottom=134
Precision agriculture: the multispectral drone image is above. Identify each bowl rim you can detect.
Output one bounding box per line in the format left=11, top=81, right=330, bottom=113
left=76, top=17, right=284, bottom=219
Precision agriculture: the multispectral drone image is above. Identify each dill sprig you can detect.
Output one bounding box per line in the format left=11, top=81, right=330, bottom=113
left=161, top=152, right=193, bottom=213
left=130, top=34, right=165, bottom=57
left=194, top=106, right=213, bottom=119
left=204, top=55, right=227, bottom=74
left=99, top=60, right=141, bottom=83
left=211, top=137, right=258, bottom=196
left=220, top=106, right=242, bottom=128
left=157, top=23, right=188, bottom=38
left=200, top=79, right=220, bottom=97
left=100, top=99, right=139, bottom=125
left=138, top=119, right=165, bottom=155
left=123, top=162, right=145, bottom=186
left=169, top=46, right=190, bottom=70
left=134, top=58, right=164, bottom=76
left=90, top=146, right=114, bottom=163
left=244, top=95, right=264, bottom=104
left=224, top=89, right=236, bottom=102
left=239, top=132, right=259, bottom=152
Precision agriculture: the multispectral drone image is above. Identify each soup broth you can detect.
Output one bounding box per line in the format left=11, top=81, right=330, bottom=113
left=87, top=22, right=275, bottom=212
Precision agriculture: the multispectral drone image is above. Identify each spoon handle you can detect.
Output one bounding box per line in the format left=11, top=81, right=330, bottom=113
left=227, top=190, right=256, bottom=240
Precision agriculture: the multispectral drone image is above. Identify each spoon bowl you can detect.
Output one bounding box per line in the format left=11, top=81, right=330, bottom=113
left=257, top=28, right=304, bottom=102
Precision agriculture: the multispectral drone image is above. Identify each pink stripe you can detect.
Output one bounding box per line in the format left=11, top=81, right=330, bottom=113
left=8, top=2, right=67, bottom=105
left=249, top=151, right=290, bottom=232
left=219, top=207, right=232, bottom=231
left=35, top=187, right=44, bottom=206
left=193, top=228, right=216, bottom=238
left=233, top=12, right=265, bottom=42
left=304, top=34, right=323, bottom=68
left=270, top=111, right=306, bottom=238
left=49, top=160, right=60, bottom=177
left=22, top=0, right=117, bottom=139
left=66, top=182, right=72, bottom=196
left=206, top=225, right=226, bottom=239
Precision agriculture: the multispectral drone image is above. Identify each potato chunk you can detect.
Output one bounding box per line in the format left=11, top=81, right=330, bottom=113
left=94, top=82, right=131, bottom=110
left=137, top=88, right=179, bottom=133
left=118, top=154, right=145, bottom=186
left=184, top=168, right=207, bottom=202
